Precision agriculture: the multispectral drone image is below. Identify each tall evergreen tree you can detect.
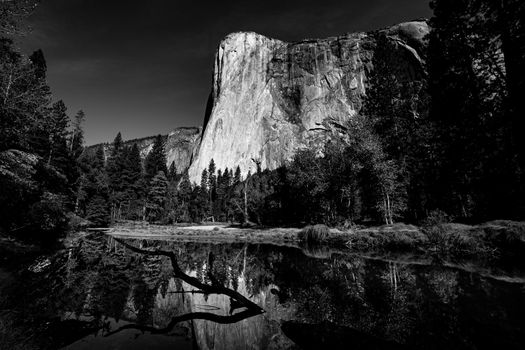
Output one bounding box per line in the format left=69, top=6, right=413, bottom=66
left=70, top=110, right=85, bottom=160
left=119, top=143, right=144, bottom=219
left=429, top=0, right=518, bottom=219
left=234, top=166, right=241, bottom=185
left=207, top=159, right=216, bottom=220
left=106, top=132, right=127, bottom=219
left=79, top=146, right=111, bottom=226
left=29, top=49, right=46, bottom=79
left=175, top=171, right=192, bottom=222
left=48, top=100, right=69, bottom=164
left=168, top=161, right=177, bottom=182
left=144, top=135, right=167, bottom=184
left=146, top=170, right=168, bottom=222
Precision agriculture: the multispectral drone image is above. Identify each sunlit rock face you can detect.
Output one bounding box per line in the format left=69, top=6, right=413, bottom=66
left=131, top=126, right=202, bottom=174
left=188, top=21, right=428, bottom=183
left=165, top=127, right=202, bottom=173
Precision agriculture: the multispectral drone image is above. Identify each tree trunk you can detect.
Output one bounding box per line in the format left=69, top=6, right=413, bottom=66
left=243, top=183, right=248, bottom=223
left=382, top=190, right=393, bottom=225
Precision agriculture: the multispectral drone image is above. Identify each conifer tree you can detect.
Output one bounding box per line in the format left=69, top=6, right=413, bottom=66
left=199, top=169, right=209, bottom=220
left=70, top=110, right=85, bottom=160
left=234, top=166, right=241, bottom=185
left=146, top=170, right=168, bottom=222
left=29, top=49, right=46, bottom=79
left=119, top=143, right=144, bottom=219
left=144, top=135, right=167, bottom=184
left=79, top=146, right=111, bottom=226
left=176, top=171, right=192, bottom=222
left=48, top=100, right=70, bottom=165
left=215, top=169, right=224, bottom=219
left=207, top=159, right=216, bottom=220
left=123, top=143, right=143, bottom=196
left=106, top=132, right=128, bottom=219
left=85, top=195, right=111, bottom=227
left=168, top=161, right=177, bottom=182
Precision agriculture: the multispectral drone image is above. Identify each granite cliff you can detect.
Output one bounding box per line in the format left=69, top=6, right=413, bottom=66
left=187, top=21, right=429, bottom=183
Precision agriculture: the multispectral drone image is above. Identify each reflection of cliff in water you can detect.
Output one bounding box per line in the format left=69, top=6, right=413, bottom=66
left=109, top=237, right=525, bottom=350
left=2, top=233, right=524, bottom=350
left=180, top=268, right=285, bottom=349
left=125, top=257, right=285, bottom=349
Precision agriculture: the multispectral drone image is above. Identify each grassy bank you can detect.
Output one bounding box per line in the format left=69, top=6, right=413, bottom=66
left=106, top=220, right=525, bottom=261
left=342, top=220, right=525, bottom=260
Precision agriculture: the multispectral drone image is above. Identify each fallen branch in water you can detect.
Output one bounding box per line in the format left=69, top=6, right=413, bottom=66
left=104, top=308, right=262, bottom=337
left=105, top=238, right=265, bottom=337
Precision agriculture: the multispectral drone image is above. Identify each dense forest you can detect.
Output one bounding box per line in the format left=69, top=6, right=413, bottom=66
left=0, top=0, right=87, bottom=245
left=1, top=0, right=525, bottom=245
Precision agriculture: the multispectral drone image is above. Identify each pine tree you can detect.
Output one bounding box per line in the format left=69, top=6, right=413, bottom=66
left=207, top=159, right=216, bottom=220
left=428, top=0, right=517, bottom=219
left=48, top=100, right=70, bottom=165
left=106, top=132, right=127, bottom=219
left=234, top=166, right=241, bottom=185
left=85, top=195, right=111, bottom=226
left=199, top=169, right=209, bottom=220
left=123, top=143, right=143, bottom=196
left=146, top=171, right=168, bottom=222
left=78, top=145, right=111, bottom=226
left=70, top=110, right=85, bottom=160
left=144, top=135, right=167, bottom=184
left=215, top=169, right=224, bottom=219
left=29, top=49, right=46, bottom=79
left=120, top=143, right=144, bottom=219
left=175, top=171, right=192, bottom=222
left=106, top=133, right=124, bottom=181
left=94, top=146, right=105, bottom=170
left=168, top=161, right=177, bottom=182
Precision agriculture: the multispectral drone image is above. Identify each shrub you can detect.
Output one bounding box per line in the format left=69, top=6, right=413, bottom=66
left=347, top=224, right=427, bottom=250
left=422, top=211, right=487, bottom=256
left=299, top=224, right=330, bottom=244
left=421, top=210, right=451, bottom=251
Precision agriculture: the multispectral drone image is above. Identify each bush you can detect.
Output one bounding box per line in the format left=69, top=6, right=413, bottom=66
left=347, top=224, right=427, bottom=250
left=299, top=224, right=330, bottom=244
left=478, top=220, right=525, bottom=257
left=422, top=211, right=487, bottom=256
left=421, top=210, right=451, bottom=251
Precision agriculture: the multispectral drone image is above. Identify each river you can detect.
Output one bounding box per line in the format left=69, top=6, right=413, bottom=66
left=1, top=233, right=524, bottom=349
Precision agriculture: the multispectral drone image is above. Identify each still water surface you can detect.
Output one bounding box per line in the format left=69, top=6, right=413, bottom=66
left=1, top=233, right=524, bottom=349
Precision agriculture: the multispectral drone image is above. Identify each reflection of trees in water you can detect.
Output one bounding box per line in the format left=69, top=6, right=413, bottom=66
left=105, top=238, right=265, bottom=342
left=2, top=234, right=524, bottom=349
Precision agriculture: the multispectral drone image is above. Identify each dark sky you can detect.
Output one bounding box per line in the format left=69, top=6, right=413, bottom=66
left=18, top=0, right=431, bottom=145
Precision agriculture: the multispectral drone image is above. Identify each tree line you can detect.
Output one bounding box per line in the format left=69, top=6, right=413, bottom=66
left=79, top=133, right=251, bottom=225
left=2, top=0, right=524, bottom=242
left=245, top=0, right=525, bottom=226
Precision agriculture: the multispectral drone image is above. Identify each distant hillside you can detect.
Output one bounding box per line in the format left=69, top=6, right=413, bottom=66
left=87, top=126, right=201, bottom=174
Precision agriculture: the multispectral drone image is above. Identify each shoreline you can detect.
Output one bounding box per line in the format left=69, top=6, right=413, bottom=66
left=102, top=220, right=525, bottom=261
